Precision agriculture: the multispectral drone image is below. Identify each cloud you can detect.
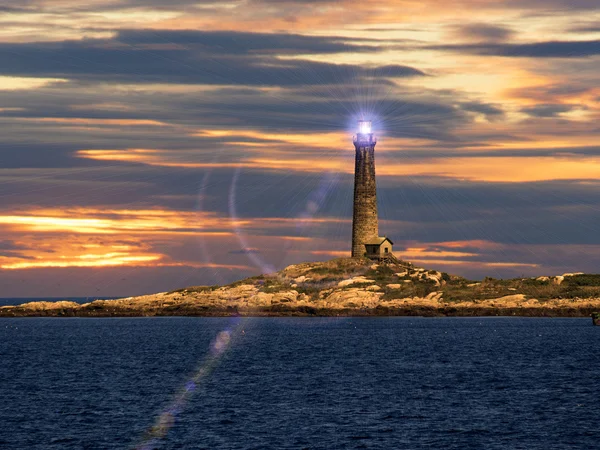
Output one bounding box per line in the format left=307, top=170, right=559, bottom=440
left=3, top=168, right=600, bottom=291
left=452, top=23, right=515, bottom=42
left=520, top=103, right=579, bottom=117
left=229, top=248, right=262, bottom=254
left=459, top=101, right=505, bottom=119
left=0, top=240, right=28, bottom=251
left=1, top=0, right=600, bottom=296
left=0, top=31, right=424, bottom=86
left=569, top=22, right=600, bottom=33
left=116, top=29, right=380, bottom=55
left=0, top=80, right=466, bottom=151
left=0, top=240, right=36, bottom=259
left=0, top=265, right=256, bottom=297
left=0, top=6, right=35, bottom=12
left=431, top=39, right=600, bottom=58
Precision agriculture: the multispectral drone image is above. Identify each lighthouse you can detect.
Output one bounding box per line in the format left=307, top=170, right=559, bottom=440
left=351, top=120, right=394, bottom=259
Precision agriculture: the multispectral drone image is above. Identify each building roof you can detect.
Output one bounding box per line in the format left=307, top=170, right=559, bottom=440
left=364, top=236, right=394, bottom=246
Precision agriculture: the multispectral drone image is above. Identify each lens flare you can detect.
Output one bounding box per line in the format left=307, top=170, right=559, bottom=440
left=135, top=319, right=246, bottom=449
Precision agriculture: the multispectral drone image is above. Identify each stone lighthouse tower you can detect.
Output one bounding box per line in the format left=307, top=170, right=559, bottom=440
left=351, top=120, right=394, bottom=259
left=351, top=120, right=379, bottom=257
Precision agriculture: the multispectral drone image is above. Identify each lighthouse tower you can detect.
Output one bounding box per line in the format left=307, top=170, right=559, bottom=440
left=351, top=120, right=394, bottom=259
left=351, top=120, right=379, bottom=257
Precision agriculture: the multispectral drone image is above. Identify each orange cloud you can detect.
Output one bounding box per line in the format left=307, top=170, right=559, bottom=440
left=408, top=259, right=539, bottom=268
left=432, top=240, right=504, bottom=250
left=309, top=250, right=349, bottom=258
left=31, top=118, right=171, bottom=127
left=77, top=146, right=600, bottom=182
left=0, top=209, right=243, bottom=235
left=378, top=156, right=600, bottom=182
left=1, top=253, right=162, bottom=270
left=0, top=76, right=68, bottom=90
left=401, top=247, right=480, bottom=259
left=196, top=129, right=348, bottom=148
left=252, top=154, right=600, bottom=183
left=0, top=207, right=354, bottom=271
left=391, top=239, right=544, bottom=272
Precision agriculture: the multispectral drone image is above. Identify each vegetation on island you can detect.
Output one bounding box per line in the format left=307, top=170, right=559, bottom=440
left=2, top=257, right=600, bottom=317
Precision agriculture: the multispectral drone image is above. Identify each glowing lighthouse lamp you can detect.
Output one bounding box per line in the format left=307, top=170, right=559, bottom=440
left=359, top=120, right=371, bottom=134
left=353, top=119, right=376, bottom=145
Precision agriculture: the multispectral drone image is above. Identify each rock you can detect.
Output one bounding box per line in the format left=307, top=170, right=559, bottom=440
left=490, top=294, right=527, bottom=304
left=467, top=283, right=480, bottom=287
left=536, top=276, right=550, bottom=282
left=19, top=301, right=80, bottom=311
left=272, top=291, right=299, bottom=303
left=395, top=271, right=408, bottom=277
left=297, top=294, right=310, bottom=303
left=216, top=284, right=258, bottom=300
left=425, top=271, right=442, bottom=286
left=294, top=275, right=311, bottom=283
left=318, top=289, right=333, bottom=299
left=253, top=292, right=273, bottom=305
left=387, top=284, right=402, bottom=289
left=338, top=276, right=375, bottom=287
left=370, top=264, right=379, bottom=270
left=403, top=280, right=412, bottom=283
left=324, top=288, right=382, bottom=306
left=366, top=285, right=381, bottom=291
left=425, top=292, right=443, bottom=302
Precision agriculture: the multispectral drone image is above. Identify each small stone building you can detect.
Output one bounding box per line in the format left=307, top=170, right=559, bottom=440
left=364, top=237, right=394, bottom=259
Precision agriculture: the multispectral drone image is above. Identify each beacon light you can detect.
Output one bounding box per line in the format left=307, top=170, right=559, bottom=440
left=358, top=120, right=372, bottom=134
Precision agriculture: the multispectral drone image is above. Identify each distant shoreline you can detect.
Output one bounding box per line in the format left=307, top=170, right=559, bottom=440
left=0, top=297, right=123, bottom=307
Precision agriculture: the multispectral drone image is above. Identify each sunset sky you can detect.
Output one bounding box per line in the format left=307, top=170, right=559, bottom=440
left=2, top=0, right=600, bottom=297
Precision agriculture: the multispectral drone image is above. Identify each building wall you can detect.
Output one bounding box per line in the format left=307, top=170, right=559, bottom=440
left=379, top=242, right=392, bottom=256
left=351, top=143, right=379, bottom=257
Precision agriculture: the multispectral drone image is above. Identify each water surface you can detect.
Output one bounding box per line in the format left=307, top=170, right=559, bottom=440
left=1, top=317, right=599, bottom=449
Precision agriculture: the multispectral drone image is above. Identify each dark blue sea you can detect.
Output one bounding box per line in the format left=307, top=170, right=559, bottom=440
left=1, top=317, right=599, bottom=449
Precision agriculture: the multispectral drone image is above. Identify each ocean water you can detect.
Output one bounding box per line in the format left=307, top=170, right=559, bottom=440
left=1, top=317, right=599, bottom=449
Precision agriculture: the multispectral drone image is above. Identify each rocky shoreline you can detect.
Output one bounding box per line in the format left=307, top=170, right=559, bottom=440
left=2, top=258, right=600, bottom=318
left=2, top=305, right=598, bottom=318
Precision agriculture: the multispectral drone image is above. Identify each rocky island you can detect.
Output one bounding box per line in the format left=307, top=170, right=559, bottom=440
left=2, top=258, right=600, bottom=317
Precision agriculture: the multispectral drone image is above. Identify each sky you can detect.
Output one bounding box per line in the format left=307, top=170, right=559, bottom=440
left=1, top=0, right=600, bottom=297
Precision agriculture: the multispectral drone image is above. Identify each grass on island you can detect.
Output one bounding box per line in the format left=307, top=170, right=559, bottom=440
left=166, top=257, right=600, bottom=304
